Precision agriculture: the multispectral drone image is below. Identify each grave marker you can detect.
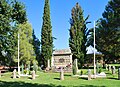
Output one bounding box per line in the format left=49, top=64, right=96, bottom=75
left=13, top=69, right=16, bottom=79
left=118, top=68, right=120, bottom=80
left=32, top=70, right=35, bottom=80
left=60, top=68, right=64, bottom=80
left=88, top=69, right=91, bottom=80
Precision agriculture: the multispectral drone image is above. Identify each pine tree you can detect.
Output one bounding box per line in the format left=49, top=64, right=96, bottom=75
left=69, top=3, right=89, bottom=68
left=41, top=0, right=53, bottom=68
left=88, top=0, right=120, bottom=63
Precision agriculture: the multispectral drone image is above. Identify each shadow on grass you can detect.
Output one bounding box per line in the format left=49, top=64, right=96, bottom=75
left=54, top=78, right=60, bottom=80
left=74, top=85, right=106, bottom=87
left=0, top=81, right=106, bottom=87
left=64, top=74, right=71, bottom=77
left=107, top=77, right=118, bottom=80
left=78, top=77, right=88, bottom=80
left=0, top=81, right=63, bottom=87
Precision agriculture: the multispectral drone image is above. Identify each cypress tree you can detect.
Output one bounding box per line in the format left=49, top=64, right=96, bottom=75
left=41, top=0, right=53, bottom=68
left=32, top=30, right=41, bottom=66
left=69, top=3, right=89, bottom=68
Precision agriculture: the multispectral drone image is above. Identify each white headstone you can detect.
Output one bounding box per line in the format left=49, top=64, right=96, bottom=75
left=32, top=70, right=35, bottom=80
left=13, top=69, right=16, bottom=79
left=60, top=68, right=64, bottom=80
left=88, top=69, right=91, bottom=80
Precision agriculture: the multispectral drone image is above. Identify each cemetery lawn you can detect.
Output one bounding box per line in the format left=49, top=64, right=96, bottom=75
left=0, top=71, right=120, bottom=87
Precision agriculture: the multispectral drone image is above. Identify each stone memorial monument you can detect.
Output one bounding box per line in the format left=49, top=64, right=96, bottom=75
left=88, top=69, right=91, bottom=80
left=52, top=49, right=72, bottom=72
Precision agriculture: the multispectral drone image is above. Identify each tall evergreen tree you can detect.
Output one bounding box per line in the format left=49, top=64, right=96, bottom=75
left=41, top=0, right=53, bottom=68
left=69, top=3, right=89, bottom=68
left=32, top=30, right=41, bottom=66
left=88, top=0, right=120, bottom=63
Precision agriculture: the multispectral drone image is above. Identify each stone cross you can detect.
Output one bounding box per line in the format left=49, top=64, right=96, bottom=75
left=32, top=70, right=35, bottom=80
left=13, top=69, right=16, bottom=79
left=88, top=69, right=91, bottom=80
left=118, top=68, right=120, bottom=80
left=60, top=68, right=64, bottom=80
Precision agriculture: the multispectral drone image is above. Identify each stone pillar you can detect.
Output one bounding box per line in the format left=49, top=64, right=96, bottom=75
left=118, top=68, right=120, bottom=80
left=60, top=68, right=64, bottom=80
left=13, top=69, right=16, bottom=79
left=75, top=59, right=78, bottom=72
left=105, top=64, right=108, bottom=70
left=108, top=65, right=111, bottom=71
left=51, top=56, right=54, bottom=66
left=32, top=70, right=35, bottom=80
left=112, top=66, right=115, bottom=74
left=88, top=69, right=91, bottom=80
left=0, top=71, right=1, bottom=77
left=47, top=59, right=50, bottom=68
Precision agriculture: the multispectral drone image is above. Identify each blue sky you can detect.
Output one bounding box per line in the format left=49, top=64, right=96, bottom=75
left=19, top=0, right=109, bottom=49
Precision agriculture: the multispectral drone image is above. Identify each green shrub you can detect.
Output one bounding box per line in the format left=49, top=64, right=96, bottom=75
left=24, top=70, right=27, bottom=74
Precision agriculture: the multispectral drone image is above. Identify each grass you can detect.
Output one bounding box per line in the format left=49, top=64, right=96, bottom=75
left=0, top=70, right=120, bottom=87
left=108, top=64, right=120, bottom=66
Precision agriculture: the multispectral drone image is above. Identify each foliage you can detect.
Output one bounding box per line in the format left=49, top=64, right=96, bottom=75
left=69, top=3, right=89, bottom=68
left=32, top=30, right=41, bottom=66
left=17, top=22, right=35, bottom=65
left=41, top=0, right=53, bottom=68
left=88, top=0, right=120, bottom=63
left=0, top=0, right=27, bottom=66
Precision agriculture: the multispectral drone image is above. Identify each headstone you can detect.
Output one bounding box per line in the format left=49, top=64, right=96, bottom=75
left=47, top=59, right=50, bottom=68
left=32, top=70, right=35, bottom=80
left=60, top=68, right=64, bottom=80
left=105, top=64, right=108, bottom=70
left=13, top=69, right=16, bottom=79
left=88, top=69, right=91, bottom=80
left=75, top=59, right=78, bottom=72
left=112, top=66, right=115, bottom=74
left=108, top=65, right=111, bottom=71
left=118, top=68, right=120, bottom=80
left=0, top=71, right=1, bottom=77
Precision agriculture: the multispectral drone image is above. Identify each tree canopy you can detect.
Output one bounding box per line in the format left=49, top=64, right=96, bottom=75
left=41, top=0, right=53, bottom=68
left=69, top=3, right=89, bottom=68
left=88, top=0, right=120, bottom=63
